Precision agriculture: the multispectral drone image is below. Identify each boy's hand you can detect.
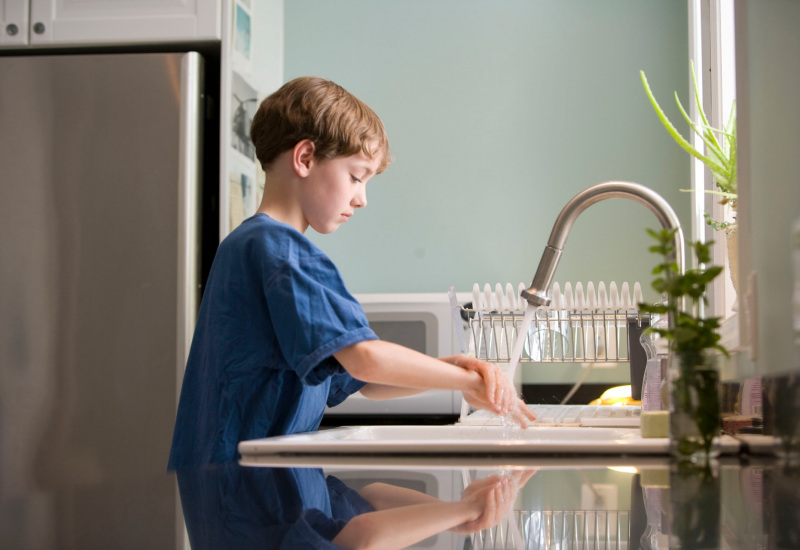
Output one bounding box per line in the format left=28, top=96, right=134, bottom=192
left=453, top=469, right=537, bottom=534
left=507, top=398, right=538, bottom=427
left=457, top=357, right=511, bottom=414
left=451, top=475, right=513, bottom=534
left=454, top=356, right=537, bottom=427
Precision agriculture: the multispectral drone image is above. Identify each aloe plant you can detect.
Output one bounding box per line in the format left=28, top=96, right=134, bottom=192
left=641, top=63, right=737, bottom=228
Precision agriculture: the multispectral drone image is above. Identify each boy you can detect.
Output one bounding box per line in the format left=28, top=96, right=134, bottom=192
left=168, top=77, right=533, bottom=469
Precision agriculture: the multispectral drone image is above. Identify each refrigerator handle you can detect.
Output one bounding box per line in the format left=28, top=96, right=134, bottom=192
left=177, top=51, right=204, bottom=394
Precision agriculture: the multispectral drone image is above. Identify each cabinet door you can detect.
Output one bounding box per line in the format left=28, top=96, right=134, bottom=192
left=0, top=0, right=28, bottom=46
left=28, top=0, right=220, bottom=45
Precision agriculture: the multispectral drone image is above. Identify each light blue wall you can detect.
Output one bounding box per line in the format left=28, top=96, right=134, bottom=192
left=249, top=0, right=283, bottom=96
left=735, top=1, right=800, bottom=377
left=284, top=0, right=690, bottom=300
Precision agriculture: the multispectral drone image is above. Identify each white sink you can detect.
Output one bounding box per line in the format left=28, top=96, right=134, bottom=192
left=338, top=425, right=636, bottom=442
left=237, top=424, right=713, bottom=457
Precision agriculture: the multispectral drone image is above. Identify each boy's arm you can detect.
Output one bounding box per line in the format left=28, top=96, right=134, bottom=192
left=332, top=474, right=523, bottom=549
left=334, top=340, right=534, bottom=423
left=358, top=382, right=425, bottom=400
left=334, top=340, right=505, bottom=414
left=331, top=498, right=486, bottom=550
left=358, top=354, right=515, bottom=400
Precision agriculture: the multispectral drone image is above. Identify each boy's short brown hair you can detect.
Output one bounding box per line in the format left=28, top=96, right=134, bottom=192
left=250, top=76, right=391, bottom=173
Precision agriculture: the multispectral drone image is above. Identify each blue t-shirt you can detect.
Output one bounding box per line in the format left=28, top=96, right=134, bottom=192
left=168, top=214, right=376, bottom=469
left=176, top=464, right=375, bottom=549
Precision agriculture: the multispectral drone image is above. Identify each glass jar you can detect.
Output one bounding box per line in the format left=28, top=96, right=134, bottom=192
left=668, top=461, right=721, bottom=549
left=669, top=350, right=722, bottom=462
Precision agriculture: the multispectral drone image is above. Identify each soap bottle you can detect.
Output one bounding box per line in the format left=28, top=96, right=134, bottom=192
left=639, top=314, right=668, bottom=412
left=639, top=467, right=670, bottom=550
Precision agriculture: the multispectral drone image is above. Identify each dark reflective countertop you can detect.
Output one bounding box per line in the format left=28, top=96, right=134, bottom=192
left=174, top=456, right=799, bottom=550
left=4, top=454, right=799, bottom=549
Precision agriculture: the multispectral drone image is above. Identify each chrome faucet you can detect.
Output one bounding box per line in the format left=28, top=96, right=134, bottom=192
left=520, top=181, right=685, bottom=308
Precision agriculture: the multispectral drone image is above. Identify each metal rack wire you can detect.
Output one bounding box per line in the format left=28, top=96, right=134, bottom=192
left=458, top=306, right=649, bottom=364
left=468, top=509, right=632, bottom=550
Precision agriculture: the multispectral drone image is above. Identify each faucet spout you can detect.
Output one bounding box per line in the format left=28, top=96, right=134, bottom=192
left=521, top=181, right=685, bottom=307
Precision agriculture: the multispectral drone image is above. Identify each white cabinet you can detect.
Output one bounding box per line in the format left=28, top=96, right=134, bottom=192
left=1, top=0, right=27, bottom=46
left=1, top=0, right=221, bottom=48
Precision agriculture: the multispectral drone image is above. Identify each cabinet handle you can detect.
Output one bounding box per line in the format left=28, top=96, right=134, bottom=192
left=5, top=23, right=19, bottom=36
left=33, top=22, right=46, bottom=35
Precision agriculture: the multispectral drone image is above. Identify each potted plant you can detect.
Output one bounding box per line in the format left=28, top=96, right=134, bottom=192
left=640, top=63, right=739, bottom=290
left=639, top=228, right=729, bottom=462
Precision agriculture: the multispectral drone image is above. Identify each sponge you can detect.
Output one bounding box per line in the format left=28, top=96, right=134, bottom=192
left=640, top=410, right=669, bottom=438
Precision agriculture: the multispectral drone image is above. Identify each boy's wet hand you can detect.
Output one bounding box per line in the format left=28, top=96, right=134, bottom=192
left=504, top=398, right=537, bottom=428
left=454, top=475, right=514, bottom=533
left=455, top=468, right=536, bottom=534
left=495, top=373, right=519, bottom=415
left=458, top=357, right=516, bottom=415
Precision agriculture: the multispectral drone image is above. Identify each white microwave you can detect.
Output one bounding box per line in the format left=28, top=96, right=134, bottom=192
left=324, top=292, right=471, bottom=417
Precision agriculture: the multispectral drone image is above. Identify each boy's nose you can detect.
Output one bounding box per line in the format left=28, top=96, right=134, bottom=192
left=353, top=188, right=367, bottom=208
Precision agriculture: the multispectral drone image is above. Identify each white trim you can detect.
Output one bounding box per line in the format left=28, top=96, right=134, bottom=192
left=689, top=0, right=706, bottom=253
left=692, top=0, right=738, bottom=323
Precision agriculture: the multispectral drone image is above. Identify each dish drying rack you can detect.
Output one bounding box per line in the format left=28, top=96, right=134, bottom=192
left=462, top=470, right=632, bottom=550
left=451, top=282, right=651, bottom=364
left=469, top=509, right=632, bottom=550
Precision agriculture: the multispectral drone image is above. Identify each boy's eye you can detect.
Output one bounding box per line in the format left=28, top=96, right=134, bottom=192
left=351, top=175, right=362, bottom=183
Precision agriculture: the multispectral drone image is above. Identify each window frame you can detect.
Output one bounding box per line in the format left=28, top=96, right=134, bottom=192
left=691, top=0, right=738, bottom=328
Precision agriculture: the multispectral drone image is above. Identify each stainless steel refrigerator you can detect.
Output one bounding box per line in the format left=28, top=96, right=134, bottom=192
left=0, top=51, right=212, bottom=548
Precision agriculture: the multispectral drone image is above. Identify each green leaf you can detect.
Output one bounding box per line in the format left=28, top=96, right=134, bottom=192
left=694, top=241, right=713, bottom=264
left=642, top=225, right=730, bottom=359
left=689, top=61, right=711, bottom=129
left=667, top=261, right=680, bottom=273
left=640, top=71, right=729, bottom=176
left=675, top=95, right=729, bottom=176
left=639, top=303, right=670, bottom=314
left=703, top=266, right=724, bottom=280
left=673, top=92, right=728, bottom=180
left=641, top=62, right=737, bottom=198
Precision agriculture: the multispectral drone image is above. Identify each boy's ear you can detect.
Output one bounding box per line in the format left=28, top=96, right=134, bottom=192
left=292, top=139, right=316, bottom=177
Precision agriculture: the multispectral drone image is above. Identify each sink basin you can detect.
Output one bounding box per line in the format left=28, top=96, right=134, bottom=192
left=237, top=424, right=724, bottom=457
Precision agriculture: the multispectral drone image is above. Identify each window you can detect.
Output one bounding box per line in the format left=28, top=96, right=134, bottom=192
left=691, top=0, right=737, bottom=322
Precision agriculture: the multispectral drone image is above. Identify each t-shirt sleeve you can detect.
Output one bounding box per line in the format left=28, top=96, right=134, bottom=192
left=279, top=511, right=346, bottom=550
left=261, top=238, right=377, bottom=386
left=326, top=371, right=367, bottom=407
left=326, top=475, right=375, bottom=519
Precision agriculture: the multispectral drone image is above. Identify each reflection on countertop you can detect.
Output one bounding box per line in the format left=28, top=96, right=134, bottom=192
left=2, top=370, right=799, bottom=548
left=3, top=453, right=800, bottom=548
left=175, top=457, right=800, bottom=550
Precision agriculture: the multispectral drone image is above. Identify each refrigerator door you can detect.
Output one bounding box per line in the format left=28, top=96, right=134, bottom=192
left=0, top=52, right=202, bottom=548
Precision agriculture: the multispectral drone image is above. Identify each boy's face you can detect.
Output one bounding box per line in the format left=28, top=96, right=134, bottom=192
left=300, top=149, right=382, bottom=234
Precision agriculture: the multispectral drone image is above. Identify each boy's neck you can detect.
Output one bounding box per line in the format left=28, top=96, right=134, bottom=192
left=257, top=184, right=307, bottom=234
left=256, top=150, right=309, bottom=233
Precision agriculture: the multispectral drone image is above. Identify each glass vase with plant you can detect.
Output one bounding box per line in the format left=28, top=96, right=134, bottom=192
left=639, top=228, right=729, bottom=462
left=670, top=460, right=721, bottom=548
